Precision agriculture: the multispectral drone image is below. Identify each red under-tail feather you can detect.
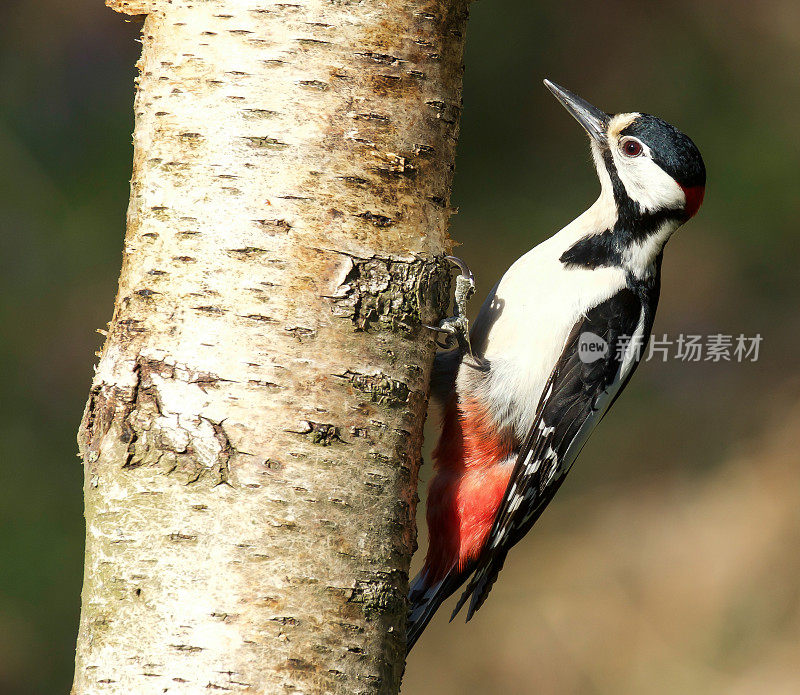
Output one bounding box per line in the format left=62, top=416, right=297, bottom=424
left=422, top=396, right=514, bottom=585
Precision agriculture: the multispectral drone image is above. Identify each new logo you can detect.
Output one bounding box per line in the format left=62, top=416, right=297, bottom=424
left=578, top=332, right=609, bottom=363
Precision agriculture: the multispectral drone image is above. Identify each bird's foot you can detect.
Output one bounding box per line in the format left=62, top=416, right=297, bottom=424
left=427, top=256, right=475, bottom=355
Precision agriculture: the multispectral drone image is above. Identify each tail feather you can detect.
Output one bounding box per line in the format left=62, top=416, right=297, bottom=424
left=450, top=552, right=508, bottom=623
left=406, top=568, right=469, bottom=653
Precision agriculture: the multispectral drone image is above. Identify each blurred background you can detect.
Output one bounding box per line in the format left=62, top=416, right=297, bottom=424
left=1, top=1, right=798, bottom=693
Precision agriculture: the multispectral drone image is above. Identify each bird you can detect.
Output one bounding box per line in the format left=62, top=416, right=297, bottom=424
left=406, top=79, right=706, bottom=652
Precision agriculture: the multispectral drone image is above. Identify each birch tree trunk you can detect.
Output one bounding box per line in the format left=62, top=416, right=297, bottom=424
left=73, top=1, right=469, bottom=692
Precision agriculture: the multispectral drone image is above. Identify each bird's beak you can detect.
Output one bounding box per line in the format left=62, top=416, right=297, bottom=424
left=544, top=79, right=609, bottom=146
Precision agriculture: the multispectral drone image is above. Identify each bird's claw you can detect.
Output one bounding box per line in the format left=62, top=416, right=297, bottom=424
left=426, top=256, right=476, bottom=355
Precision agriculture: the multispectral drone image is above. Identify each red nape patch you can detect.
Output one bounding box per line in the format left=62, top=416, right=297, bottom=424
left=421, top=397, right=514, bottom=584
left=680, top=184, right=705, bottom=218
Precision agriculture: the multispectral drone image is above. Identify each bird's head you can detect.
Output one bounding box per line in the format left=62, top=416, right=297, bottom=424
left=544, top=79, right=705, bottom=223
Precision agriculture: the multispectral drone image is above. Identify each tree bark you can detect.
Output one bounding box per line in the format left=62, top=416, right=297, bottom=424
left=73, top=1, right=468, bottom=693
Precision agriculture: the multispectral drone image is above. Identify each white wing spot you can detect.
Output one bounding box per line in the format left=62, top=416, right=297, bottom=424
left=537, top=420, right=555, bottom=436
left=526, top=457, right=541, bottom=474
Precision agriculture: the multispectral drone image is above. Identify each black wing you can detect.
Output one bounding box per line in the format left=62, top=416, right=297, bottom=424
left=452, top=285, right=656, bottom=621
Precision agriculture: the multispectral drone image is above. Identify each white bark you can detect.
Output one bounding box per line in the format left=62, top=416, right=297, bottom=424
left=73, top=0, right=469, bottom=693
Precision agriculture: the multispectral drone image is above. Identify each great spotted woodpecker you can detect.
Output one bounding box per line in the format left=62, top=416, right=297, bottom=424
left=407, top=80, right=706, bottom=652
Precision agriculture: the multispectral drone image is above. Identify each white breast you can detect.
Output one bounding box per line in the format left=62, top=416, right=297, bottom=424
left=460, top=211, right=627, bottom=437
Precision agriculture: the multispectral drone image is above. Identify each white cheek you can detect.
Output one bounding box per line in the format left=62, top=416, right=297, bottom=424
left=613, top=152, right=685, bottom=212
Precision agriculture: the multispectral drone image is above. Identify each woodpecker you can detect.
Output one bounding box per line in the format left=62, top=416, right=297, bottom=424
left=407, top=80, right=706, bottom=652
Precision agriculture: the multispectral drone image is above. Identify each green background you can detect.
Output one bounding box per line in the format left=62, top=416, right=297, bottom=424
left=1, top=1, right=798, bottom=693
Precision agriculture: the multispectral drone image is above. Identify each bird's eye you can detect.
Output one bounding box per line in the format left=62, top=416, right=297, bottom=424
left=621, top=138, right=643, bottom=157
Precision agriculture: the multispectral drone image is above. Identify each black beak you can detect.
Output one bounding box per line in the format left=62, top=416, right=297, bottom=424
left=544, top=79, right=609, bottom=146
